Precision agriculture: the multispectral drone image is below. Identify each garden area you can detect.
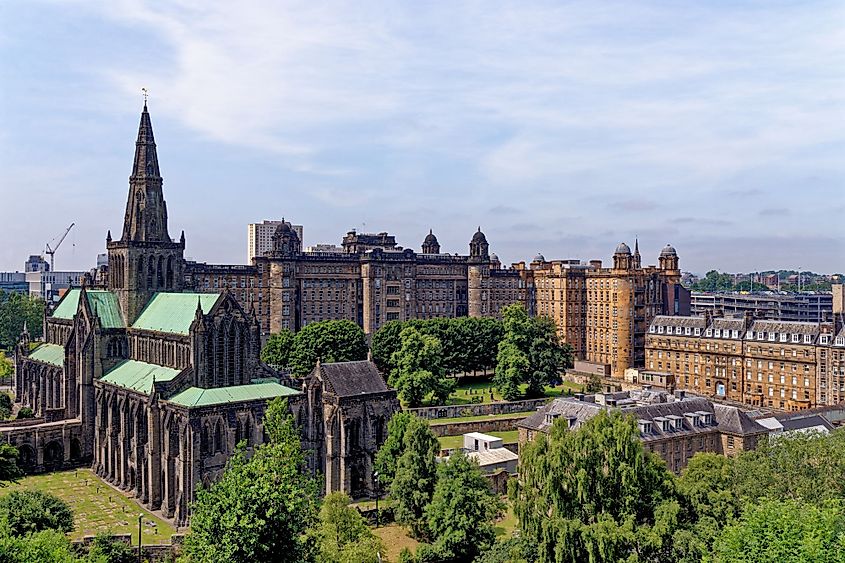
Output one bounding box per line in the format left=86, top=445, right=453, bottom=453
left=1, top=468, right=176, bottom=543
left=443, top=377, right=583, bottom=406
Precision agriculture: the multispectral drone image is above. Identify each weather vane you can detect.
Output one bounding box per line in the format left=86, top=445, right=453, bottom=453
left=141, top=87, right=149, bottom=104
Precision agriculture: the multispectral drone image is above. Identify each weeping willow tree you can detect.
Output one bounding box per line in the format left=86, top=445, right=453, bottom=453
left=511, top=410, right=680, bottom=563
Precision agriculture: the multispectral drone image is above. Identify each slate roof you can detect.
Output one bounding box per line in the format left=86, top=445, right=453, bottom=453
left=519, top=394, right=767, bottom=440
left=317, top=360, right=390, bottom=397
left=467, top=447, right=519, bottom=467
left=710, top=318, right=746, bottom=335
left=750, top=320, right=820, bottom=336
left=100, top=360, right=181, bottom=394
left=650, top=315, right=707, bottom=330
left=167, top=382, right=299, bottom=407
left=28, top=343, right=65, bottom=367
left=131, top=292, right=219, bottom=335
left=778, top=414, right=835, bottom=433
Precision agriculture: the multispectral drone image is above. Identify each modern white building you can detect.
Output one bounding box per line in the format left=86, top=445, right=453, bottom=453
left=462, top=432, right=519, bottom=475
left=247, top=220, right=303, bottom=262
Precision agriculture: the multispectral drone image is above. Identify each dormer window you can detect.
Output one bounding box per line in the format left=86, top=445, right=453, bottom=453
left=792, top=334, right=800, bottom=343
left=684, top=412, right=700, bottom=427
left=667, top=326, right=673, bottom=335
left=695, top=411, right=713, bottom=425
left=714, top=329, right=721, bottom=338
left=685, top=327, right=691, bottom=335
left=545, top=412, right=561, bottom=426
left=694, top=328, right=701, bottom=336
left=757, top=332, right=764, bottom=340
left=768, top=333, right=776, bottom=341
left=804, top=334, right=813, bottom=344
left=837, top=337, right=845, bottom=346
left=780, top=333, right=787, bottom=342
left=747, top=331, right=754, bottom=339
left=706, top=329, right=712, bottom=337
left=732, top=330, right=739, bottom=339
left=658, top=325, right=664, bottom=334
left=819, top=335, right=829, bottom=344
left=638, top=420, right=652, bottom=434
left=649, top=325, right=656, bottom=333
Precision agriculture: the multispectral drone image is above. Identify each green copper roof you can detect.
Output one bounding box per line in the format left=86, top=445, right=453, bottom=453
left=167, top=382, right=299, bottom=408
left=28, top=343, right=65, bottom=367
left=100, top=360, right=181, bottom=394
left=51, top=289, right=82, bottom=319
left=86, top=291, right=124, bottom=329
left=131, top=292, right=220, bottom=335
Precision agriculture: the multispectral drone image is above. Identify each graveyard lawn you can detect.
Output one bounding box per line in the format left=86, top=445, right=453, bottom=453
left=1, top=468, right=176, bottom=543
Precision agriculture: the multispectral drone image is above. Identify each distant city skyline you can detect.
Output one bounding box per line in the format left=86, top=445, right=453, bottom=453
left=1, top=1, right=843, bottom=274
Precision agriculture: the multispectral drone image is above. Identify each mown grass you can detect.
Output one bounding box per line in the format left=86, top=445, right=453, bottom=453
left=1, top=468, right=177, bottom=543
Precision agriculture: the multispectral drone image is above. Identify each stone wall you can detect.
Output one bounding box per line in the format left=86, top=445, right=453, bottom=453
left=407, top=398, right=546, bottom=420
left=429, top=415, right=526, bottom=437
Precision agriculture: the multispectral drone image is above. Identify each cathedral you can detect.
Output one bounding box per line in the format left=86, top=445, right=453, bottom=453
left=5, top=104, right=399, bottom=525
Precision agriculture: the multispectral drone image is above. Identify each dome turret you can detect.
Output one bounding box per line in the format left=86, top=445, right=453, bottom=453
left=469, top=227, right=490, bottom=261
left=422, top=229, right=440, bottom=254
left=615, top=242, right=631, bottom=255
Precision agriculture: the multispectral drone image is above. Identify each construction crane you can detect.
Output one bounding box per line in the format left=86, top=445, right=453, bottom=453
left=44, top=222, right=75, bottom=271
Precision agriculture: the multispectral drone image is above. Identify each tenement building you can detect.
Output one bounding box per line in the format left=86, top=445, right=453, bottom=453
left=645, top=312, right=844, bottom=411
left=5, top=103, right=399, bottom=525
left=522, top=241, right=689, bottom=376
left=517, top=389, right=767, bottom=473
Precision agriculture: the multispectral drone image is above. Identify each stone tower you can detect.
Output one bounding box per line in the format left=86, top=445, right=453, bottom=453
left=612, top=242, right=633, bottom=271
left=468, top=227, right=490, bottom=318
left=659, top=244, right=680, bottom=275
left=107, top=103, right=185, bottom=325
left=421, top=230, right=440, bottom=254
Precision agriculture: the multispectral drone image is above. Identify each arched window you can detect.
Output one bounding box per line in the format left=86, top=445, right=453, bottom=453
left=137, top=259, right=144, bottom=289
left=147, top=256, right=155, bottom=289
left=201, top=422, right=211, bottom=455
left=214, top=419, right=225, bottom=453
left=157, top=256, right=164, bottom=289
left=216, top=325, right=225, bottom=387
left=166, top=256, right=174, bottom=289
left=226, top=322, right=236, bottom=386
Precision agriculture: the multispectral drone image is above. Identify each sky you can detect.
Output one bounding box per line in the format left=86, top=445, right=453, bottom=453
left=0, top=0, right=843, bottom=275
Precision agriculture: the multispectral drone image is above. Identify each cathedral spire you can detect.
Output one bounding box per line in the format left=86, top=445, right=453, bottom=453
left=121, top=103, right=170, bottom=243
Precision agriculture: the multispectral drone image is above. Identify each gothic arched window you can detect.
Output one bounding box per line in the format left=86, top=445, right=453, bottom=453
left=166, top=256, right=174, bottom=289
left=214, top=419, right=225, bottom=454
left=157, top=256, right=164, bottom=289
left=147, top=256, right=155, bottom=290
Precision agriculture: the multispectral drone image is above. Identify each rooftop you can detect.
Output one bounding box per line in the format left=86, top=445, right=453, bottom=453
left=167, top=381, right=299, bottom=408
left=131, top=292, right=219, bottom=335
left=28, top=343, right=65, bottom=367
left=100, top=360, right=181, bottom=394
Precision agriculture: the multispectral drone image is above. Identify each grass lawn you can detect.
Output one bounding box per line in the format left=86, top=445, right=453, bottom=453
left=443, top=379, right=584, bottom=406
left=494, top=502, right=518, bottom=538
left=1, top=468, right=177, bottom=544
left=374, top=524, right=419, bottom=561
left=438, top=430, right=519, bottom=450
left=429, top=410, right=536, bottom=425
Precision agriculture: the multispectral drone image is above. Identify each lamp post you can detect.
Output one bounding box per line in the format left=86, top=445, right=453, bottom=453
left=372, top=471, right=380, bottom=528
left=137, top=513, right=143, bottom=563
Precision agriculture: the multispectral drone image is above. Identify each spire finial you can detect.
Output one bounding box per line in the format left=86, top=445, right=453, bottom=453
left=141, top=87, right=149, bottom=107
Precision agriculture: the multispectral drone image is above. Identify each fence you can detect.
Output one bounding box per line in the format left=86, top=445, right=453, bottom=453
left=407, top=398, right=547, bottom=421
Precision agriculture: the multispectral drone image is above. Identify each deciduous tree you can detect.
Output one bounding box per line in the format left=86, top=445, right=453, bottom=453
left=312, top=492, right=384, bottom=563
left=391, top=416, right=439, bottom=539
left=185, top=398, right=320, bottom=563
left=0, top=490, right=74, bottom=536
left=422, top=452, right=505, bottom=562
left=512, top=410, right=678, bottom=562
left=374, top=411, right=414, bottom=489
left=388, top=327, right=454, bottom=407
left=0, top=290, right=44, bottom=349
left=260, top=329, right=294, bottom=368
left=289, top=320, right=368, bottom=376
left=0, top=443, right=22, bottom=485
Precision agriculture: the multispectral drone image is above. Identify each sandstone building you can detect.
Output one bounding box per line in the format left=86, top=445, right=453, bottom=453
left=517, top=389, right=767, bottom=473
left=645, top=312, right=844, bottom=411
left=5, top=104, right=398, bottom=525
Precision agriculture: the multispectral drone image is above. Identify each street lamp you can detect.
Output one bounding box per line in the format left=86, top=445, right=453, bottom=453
left=137, top=513, right=144, bottom=563
left=372, top=471, right=380, bottom=528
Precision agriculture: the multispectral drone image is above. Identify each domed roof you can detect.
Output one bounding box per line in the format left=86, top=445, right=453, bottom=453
left=471, top=227, right=488, bottom=244
left=660, top=243, right=677, bottom=257
left=424, top=229, right=438, bottom=245
left=490, top=253, right=500, bottom=262
left=533, top=253, right=545, bottom=262
left=615, top=242, right=631, bottom=255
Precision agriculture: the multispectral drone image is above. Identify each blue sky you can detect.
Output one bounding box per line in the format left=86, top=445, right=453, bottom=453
left=1, top=0, right=843, bottom=274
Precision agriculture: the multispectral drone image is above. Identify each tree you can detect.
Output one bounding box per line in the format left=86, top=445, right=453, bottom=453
left=0, top=443, right=22, bottom=486
left=422, top=452, right=505, bottom=562
left=289, top=320, right=368, bottom=376
left=184, top=398, right=320, bottom=563
left=312, top=492, right=384, bottom=563
left=0, top=290, right=44, bottom=349
left=388, top=327, right=454, bottom=407
left=0, top=391, right=13, bottom=420
left=512, top=410, right=678, bottom=563
left=494, top=304, right=569, bottom=400
left=374, top=411, right=414, bottom=489
left=391, top=416, right=440, bottom=539
left=732, top=431, right=845, bottom=505
left=713, top=499, right=845, bottom=563
left=0, top=490, right=74, bottom=536
left=475, top=536, right=539, bottom=563
left=86, top=532, right=135, bottom=563
left=0, top=526, right=80, bottom=563
left=16, top=407, right=34, bottom=419
left=0, top=352, right=13, bottom=386
left=260, top=329, right=295, bottom=368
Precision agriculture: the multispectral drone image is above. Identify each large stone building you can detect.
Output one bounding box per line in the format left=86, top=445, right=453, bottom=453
left=4, top=103, right=399, bottom=525
left=645, top=312, right=844, bottom=411
left=517, top=389, right=767, bottom=473
left=691, top=291, right=835, bottom=323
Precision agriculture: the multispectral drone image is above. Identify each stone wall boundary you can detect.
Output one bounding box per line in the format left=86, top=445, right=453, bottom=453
left=407, top=398, right=546, bottom=420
